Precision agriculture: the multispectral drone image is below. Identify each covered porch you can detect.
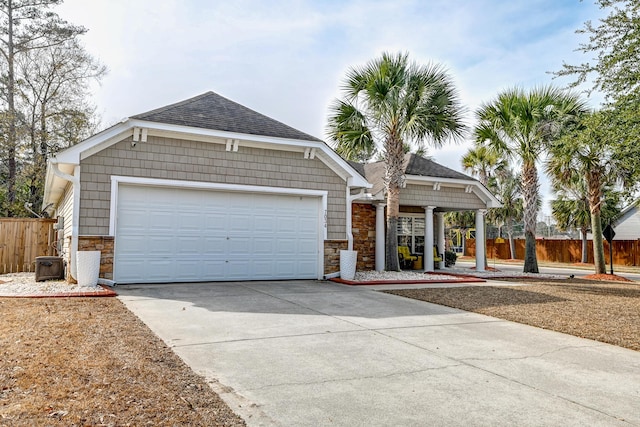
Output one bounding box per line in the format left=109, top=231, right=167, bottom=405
left=350, top=153, right=501, bottom=273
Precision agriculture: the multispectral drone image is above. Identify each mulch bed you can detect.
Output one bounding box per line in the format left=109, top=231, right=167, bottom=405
left=385, top=277, right=640, bottom=351
left=583, top=273, right=632, bottom=282
left=0, top=297, right=246, bottom=426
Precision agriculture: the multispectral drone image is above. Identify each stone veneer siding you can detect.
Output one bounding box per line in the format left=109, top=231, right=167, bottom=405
left=324, top=240, right=348, bottom=275
left=67, top=236, right=114, bottom=280
left=352, top=203, right=376, bottom=270
left=78, top=135, right=347, bottom=239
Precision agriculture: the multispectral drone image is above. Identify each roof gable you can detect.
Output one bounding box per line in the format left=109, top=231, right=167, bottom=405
left=362, top=153, right=477, bottom=195
left=354, top=153, right=499, bottom=208
left=131, top=91, right=322, bottom=142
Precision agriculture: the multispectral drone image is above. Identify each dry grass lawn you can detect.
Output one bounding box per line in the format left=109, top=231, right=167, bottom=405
left=385, top=277, right=640, bottom=351
left=2, top=276, right=638, bottom=425
left=0, top=297, right=245, bottom=426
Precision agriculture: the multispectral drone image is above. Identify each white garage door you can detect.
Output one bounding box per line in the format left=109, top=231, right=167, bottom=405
left=114, top=185, right=321, bottom=283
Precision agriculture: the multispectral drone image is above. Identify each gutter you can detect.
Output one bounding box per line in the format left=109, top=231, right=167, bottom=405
left=50, top=160, right=81, bottom=281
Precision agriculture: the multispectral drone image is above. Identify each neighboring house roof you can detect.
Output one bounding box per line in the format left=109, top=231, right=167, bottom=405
left=131, top=91, right=322, bottom=142
left=611, top=200, right=640, bottom=240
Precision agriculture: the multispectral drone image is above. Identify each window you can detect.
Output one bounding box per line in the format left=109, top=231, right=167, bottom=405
left=397, top=215, right=425, bottom=254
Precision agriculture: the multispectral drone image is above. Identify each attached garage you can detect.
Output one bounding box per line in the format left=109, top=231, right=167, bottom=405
left=113, top=182, right=325, bottom=283
left=42, top=91, right=370, bottom=284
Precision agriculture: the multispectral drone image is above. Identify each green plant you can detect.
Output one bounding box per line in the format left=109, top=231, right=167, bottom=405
left=444, top=250, right=457, bottom=267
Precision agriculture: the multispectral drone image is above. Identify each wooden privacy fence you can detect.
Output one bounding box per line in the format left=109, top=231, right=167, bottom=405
left=0, top=218, right=57, bottom=274
left=465, top=238, right=640, bottom=266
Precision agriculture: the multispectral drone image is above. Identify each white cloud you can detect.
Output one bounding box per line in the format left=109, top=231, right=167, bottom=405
left=57, top=0, right=604, bottom=215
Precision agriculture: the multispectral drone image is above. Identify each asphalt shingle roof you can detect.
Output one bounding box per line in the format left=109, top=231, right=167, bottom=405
left=131, top=91, right=322, bottom=142
left=404, top=153, right=474, bottom=180
left=361, top=153, right=476, bottom=195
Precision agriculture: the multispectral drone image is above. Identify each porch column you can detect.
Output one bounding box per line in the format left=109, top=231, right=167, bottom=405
left=375, top=203, right=386, bottom=271
left=424, top=206, right=435, bottom=272
left=435, top=212, right=445, bottom=269
left=475, top=209, right=487, bottom=272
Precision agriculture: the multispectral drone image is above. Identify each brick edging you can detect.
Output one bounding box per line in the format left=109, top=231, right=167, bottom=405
left=330, top=273, right=486, bottom=286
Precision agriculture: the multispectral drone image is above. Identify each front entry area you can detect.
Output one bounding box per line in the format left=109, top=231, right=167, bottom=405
left=114, top=184, right=321, bottom=283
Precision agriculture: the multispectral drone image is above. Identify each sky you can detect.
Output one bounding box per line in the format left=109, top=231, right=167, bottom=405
left=56, top=0, right=605, bottom=218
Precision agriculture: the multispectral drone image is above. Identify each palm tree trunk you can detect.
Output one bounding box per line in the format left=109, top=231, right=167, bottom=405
left=385, top=184, right=400, bottom=271
left=506, top=218, right=516, bottom=259
left=384, top=133, right=404, bottom=271
left=587, top=172, right=606, bottom=274
left=521, top=162, right=539, bottom=273
left=591, top=212, right=606, bottom=274
left=580, top=227, right=588, bottom=264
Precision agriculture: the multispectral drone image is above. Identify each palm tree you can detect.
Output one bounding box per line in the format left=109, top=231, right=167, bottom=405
left=461, top=145, right=506, bottom=187
left=546, top=110, right=628, bottom=274
left=475, top=86, right=587, bottom=273
left=491, top=168, right=523, bottom=259
left=461, top=144, right=507, bottom=267
left=327, top=52, right=465, bottom=271
left=551, top=190, right=591, bottom=263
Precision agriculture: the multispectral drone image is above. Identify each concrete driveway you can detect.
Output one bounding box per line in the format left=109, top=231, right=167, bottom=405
left=117, top=280, right=640, bottom=427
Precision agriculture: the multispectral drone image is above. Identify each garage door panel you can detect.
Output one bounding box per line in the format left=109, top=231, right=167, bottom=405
left=115, top=184, right=320, bottom=283
left=254, top=215, right=275, bottom=232
left=148, top=211, right=175, bottom=230
left=202, top=259, right=227, bottom=276
left=176, top=236, right=203, bottom=253
left=177, top=212, right=203, bottom=232
left=204, top=211, right=227, bottom=231
left=297, top=238, right=317, bottom=255
left=146, top=260, right=175, bottom=280
left=276, top=216, right=296, bottom=232
left=253, top=238, right=274, bottom=254
left=174, top=260, right=204, bottom=279
left=117, top=234, right=148, bottom=255
left=147, top=236, right=175, bottom=255
left=228, top=236, right=252, bottom=254
left=202, top=236, right=226, bottom=253
left=118, top=208, right=149, bottom=229
left=274, top=260, right=296, bottom=276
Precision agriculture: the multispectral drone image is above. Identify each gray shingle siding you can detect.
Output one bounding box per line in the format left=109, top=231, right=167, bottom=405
left=78, top=135, right=346, bottom=239
left=400, top=184, right=485, bottom=210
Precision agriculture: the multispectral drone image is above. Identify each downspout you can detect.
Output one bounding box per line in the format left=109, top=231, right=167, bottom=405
left=51, top=160, right=80, bottom=281
left=346, top=188, right=367, bottom=251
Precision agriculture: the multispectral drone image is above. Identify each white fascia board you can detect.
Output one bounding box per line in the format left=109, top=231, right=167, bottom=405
left=129, top=119, right=371, bottom=188
left=42, top=161, right=77, bottom=209
left=405, top=175, right=501, bottom=208
left=55, top=121, right=132, bottom=164
left=53, top=117, right=369, bottom=189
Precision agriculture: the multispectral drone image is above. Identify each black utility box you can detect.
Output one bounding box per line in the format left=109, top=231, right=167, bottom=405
left=35, top=256, right=64, bottom=282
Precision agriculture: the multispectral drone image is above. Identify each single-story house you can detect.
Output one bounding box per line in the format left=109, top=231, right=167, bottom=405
left=43, top=91, right=500, bottom=284
left=611, top=202, right=640, bottom=240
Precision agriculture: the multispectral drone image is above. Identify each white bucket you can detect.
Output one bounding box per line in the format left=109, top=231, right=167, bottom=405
left=76, top=251, right=101, bottom=287
left=339, top=250, right=358, bottom=280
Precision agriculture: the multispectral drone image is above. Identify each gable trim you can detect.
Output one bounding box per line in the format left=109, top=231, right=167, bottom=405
left=405, top=175, right=501, bottom=208
left=50, top=118, right=369, bottom=188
